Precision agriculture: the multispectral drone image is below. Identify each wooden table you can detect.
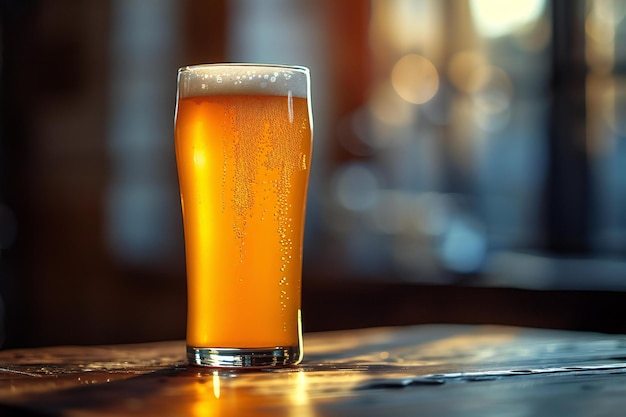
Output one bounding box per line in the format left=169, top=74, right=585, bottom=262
left=1, top=324, right=626, bottom=416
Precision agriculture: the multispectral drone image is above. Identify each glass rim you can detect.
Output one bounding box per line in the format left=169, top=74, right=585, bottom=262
left=178, top=62, right=310, bottom=74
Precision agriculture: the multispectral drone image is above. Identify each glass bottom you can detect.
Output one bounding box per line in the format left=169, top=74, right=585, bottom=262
left=187, top=345, right=302, bottom=368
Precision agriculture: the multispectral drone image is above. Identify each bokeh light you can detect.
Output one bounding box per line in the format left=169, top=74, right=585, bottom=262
left=470, top=0, right=546, bottom=38
left=391, top=54, right=440, bottom=105
left=448, top=51, right=488, bottom=94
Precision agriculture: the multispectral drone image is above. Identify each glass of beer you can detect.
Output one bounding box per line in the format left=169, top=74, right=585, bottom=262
left=174, top=64, right=313, bottom=367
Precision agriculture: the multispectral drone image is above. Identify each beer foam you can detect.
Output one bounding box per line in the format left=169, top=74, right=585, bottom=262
left=178, top=64, right=310, bottom=98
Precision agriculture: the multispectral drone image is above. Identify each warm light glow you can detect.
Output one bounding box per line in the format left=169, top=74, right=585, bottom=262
left=587, top=0, right=626, bottom=43
left=587, top=21, right=614, bottom=46
left=191, top=376, right=220, bottom=416
left=292, top=371, right=309, bottom=406
left=212, top=371, right=221, bottom=399
left=417, top=329, right=516, bottom=362
left=288, top=371, right=316, bottom=417
left=470, top=0, right=546, bottom=38
left=585, top=0, right=624, bottom=73
left=369, top=0, right=441, bottom=55
left=193, top=149, right=206, bottom=167
left=391, top=54, right=439, bottom=104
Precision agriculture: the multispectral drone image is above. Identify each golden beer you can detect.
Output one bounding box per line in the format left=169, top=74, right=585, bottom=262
left=175, top=64, right=312, bottom=367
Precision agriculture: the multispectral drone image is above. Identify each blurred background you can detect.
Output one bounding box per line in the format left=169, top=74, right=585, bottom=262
left=1, top=0, right=626, bottom=348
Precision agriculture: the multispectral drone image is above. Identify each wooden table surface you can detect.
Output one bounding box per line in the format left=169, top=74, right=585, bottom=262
left=1, top=324, right=626, bottom=416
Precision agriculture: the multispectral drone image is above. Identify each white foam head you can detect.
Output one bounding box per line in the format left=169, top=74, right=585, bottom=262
left=177, top=64, right=310, bottom=99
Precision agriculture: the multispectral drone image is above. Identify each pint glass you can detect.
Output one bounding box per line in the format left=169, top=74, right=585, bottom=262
left=174, top=64, right=313, bottom=367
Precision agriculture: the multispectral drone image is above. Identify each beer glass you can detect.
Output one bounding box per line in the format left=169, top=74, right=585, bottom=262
left=174, top=64, right=313, bottom=367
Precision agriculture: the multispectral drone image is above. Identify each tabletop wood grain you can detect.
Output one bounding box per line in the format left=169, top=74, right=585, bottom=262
left=1, top=324, right=626, bottom=416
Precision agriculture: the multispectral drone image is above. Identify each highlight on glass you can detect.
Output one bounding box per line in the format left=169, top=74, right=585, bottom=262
left=174, top=63, right=313, bottom=367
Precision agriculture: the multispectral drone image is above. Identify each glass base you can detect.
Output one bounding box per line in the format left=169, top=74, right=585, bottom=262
left=187, top=345, right=302, bottom=368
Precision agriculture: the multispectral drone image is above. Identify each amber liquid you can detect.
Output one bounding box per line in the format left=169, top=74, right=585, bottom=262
left=175, top=94, right=312, bottom=349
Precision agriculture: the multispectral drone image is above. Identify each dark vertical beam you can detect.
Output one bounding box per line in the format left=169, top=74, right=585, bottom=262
left=182, top=0, right=228, bottom=65
left=322, top=0, right=372, bottom=165
left=0, top=0, right=39, bottom=348
left=543, top=0, right=590, bottom=254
